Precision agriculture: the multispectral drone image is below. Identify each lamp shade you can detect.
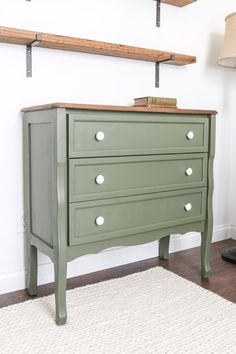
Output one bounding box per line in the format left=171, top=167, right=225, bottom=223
left=218, top=12, right=236, bottom=68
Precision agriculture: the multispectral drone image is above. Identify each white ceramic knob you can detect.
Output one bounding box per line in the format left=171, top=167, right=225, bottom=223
left=95, top=131, right=105, bottom=141
left=95, top=175, right=105, bottom=185
left=95, top=216, right=104, bottom=226
left=185, top=168, right=193, bottom=176
left=186, top=131, right=194, bottom=140
left=184, top=203, right=192, bottom=212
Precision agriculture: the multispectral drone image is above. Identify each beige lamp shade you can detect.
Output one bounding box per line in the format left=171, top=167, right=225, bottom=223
left=218, top=12, right=236, bottom=68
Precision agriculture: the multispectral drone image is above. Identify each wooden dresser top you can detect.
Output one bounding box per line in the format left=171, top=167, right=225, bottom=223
left=22, top=103, right=217, bottom=115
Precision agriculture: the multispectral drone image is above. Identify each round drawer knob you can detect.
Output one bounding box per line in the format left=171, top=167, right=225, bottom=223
left=95, top=175, right=105, bottom=185
left=95, top=131, right=105, bottom=141
left=185, top=168, right=193, bottom=176
left=95, top=216, right=104, bottom=226
left=186, top=131, right=194, bottom=140
left=184, top=203, right=192, bottom=212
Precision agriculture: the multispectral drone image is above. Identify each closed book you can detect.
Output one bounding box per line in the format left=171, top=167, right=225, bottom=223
left=145, top=104, right=177, bottom=108
left=134, top=96, right=177, bottom=107
left=134, top=104, right=178, bottom=109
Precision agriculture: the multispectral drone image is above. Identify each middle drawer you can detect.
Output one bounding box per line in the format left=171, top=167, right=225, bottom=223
left=69, top=153, right=207, bottom=202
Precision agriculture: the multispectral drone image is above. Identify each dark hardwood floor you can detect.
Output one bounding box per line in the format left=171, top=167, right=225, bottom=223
left=1, top=239, right=236, bottom=308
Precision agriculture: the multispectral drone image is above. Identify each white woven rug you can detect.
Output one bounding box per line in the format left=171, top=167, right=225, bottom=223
left=1, top=267, right=236, bottom=354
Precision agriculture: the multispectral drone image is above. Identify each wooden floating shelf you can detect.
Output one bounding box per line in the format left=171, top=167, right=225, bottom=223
left=0, top=26, right=196, bottom=85
left=0, top=26, right=196, bottom=65
left=155, top=0, right=196, bottom=27
left=162, top=0, right=196, bottom=6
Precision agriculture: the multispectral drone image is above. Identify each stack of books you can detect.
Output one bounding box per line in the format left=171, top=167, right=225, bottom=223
left=133, top=96, right=177, bottom=108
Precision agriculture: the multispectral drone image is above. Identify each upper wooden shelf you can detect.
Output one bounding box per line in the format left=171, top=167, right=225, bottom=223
left=0, top=26, right=196, bottom=66
left=162, top=0, right=196, bottom=7
left=155, top=0, right=196, bottom=27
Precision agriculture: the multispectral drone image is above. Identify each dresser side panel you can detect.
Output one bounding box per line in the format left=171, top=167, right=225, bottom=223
left=24, top=110, right=58, bottom=247
left=30, top=123, right=54, bottom=245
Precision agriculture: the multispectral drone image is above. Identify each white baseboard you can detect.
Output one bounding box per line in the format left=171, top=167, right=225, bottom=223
left=0, top=224, right=232, bottom=295
left=230, top=225, right=236, bottom=240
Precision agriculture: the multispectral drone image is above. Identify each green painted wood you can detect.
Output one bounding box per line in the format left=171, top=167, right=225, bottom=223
left=30, top=122, right=54, bottom=246
left=67, top=221, right=205, bottom=261
left=69, top=188, right=206, bottom=246
left=159, top=235, right=170, bottom=260
left=30, top=232, right=54, bottom=261
left=54, top=257, right=67, bottom=325
left=23, top=107, right=216, bottom=325
left=69, top=112, right=209, bottom=158
left=27, top=245, right=38, bottom=296
left=201, top=115, right=216, bottom=278
left=69, top=153, right=207, bottom=202
left=53, top=108, right=68, bottom=325
left=23, top=108, right=68, bottom=325
left=24, top=111, right=59, bottom=248
left=23, top=116, right=38, bottom=296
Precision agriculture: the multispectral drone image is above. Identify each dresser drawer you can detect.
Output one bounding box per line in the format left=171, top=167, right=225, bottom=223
left=68, top=112, right=209, bottom=157
left=69, top=154, right=207, bottom=202
left=69, top=188, right=206, bottom=246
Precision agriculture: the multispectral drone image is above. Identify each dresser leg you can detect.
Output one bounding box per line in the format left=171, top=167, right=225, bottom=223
left=159, top=235, right=170, bottom=260
left=201, top=229, right=212, bottom=278
left=54, top=258, right=67, bottom=325
left=27, top=244, right=38, bottom=296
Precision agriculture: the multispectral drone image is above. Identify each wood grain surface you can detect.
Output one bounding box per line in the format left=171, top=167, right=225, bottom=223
left=0, top=26, right=196, bottom=65
left=22, top=102, right=217, bottom=115
left=162, top=0, right=196, bottom=7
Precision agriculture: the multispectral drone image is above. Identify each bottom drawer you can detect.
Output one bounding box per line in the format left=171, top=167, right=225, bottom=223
left=69, top=188, right=206, bottom=246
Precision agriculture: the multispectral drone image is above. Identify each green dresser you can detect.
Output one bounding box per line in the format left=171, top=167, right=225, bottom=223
left=22, top=103, right=216, bottom=325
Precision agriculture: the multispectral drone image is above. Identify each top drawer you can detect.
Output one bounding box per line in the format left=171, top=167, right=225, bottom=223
left=68, top=111, right=209, bottom=158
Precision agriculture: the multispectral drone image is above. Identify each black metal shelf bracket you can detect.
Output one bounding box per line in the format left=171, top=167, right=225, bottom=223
left=155, top=54, right=175, bottom=88
left=26, top=34, right=42, bottom=77
left=156, top=0, right=161, bottom=27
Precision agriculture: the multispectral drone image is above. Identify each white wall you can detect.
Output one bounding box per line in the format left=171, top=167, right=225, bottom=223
left=0, top=0, right=235, bottom=294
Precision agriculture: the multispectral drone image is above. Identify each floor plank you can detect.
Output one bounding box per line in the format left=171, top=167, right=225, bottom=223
left=1, top=239, right=236, bottom=308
